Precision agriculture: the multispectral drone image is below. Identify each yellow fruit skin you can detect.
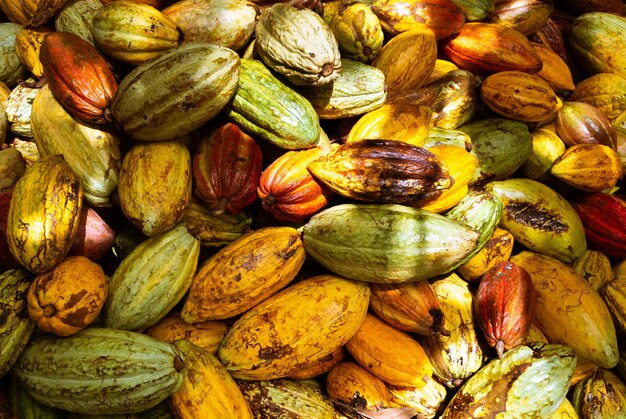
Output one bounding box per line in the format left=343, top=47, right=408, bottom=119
left=457, top=227, right=514, bottom=282
left=531, top=41, right=575, bottom=92
left=346, top=103, right=432, bottom=147
left=181, top=227, right=305, bottom=322
left=387, top=378, right=447, bottom=419
left=326, top=361, right=390, bottom=409
left=345, top=313, right=433, bottom=388
left=7, top=155, right=83, bottom=274
left=171, top=340, right=252, bottom=419
left=14, top=25, right=52, bottom=78
left=510, top=250, right=619, bottom=369
left=571, top=249, right=614, bottom=294
left=372, top=28, right=437, bottom=92
left=480, top=70, right=563, bottom=123
left=145, top=313, right=228, bottom=354
left=419, top=145, right=478, bottom=213
left=218, top=275, right=370, bottom=380
left=570, top=73, right=626, bottom=121
left=520, top=128, right=566, bottom=181
left=549, top=144, right=622, bottom=193
left=602, top=276, right=626, bottom=335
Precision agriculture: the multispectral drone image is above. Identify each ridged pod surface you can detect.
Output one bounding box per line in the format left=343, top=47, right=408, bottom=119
left=228, top=59, right=320, bottom=150
left=254, top=3, right=341, bottom=86
left=54, top=0, right=103, bottom=45
left=549, top=144, right=622, bottom=193
left=330, top=2, right=383, bottom=63
left=105, top=224, right=200, bottom=332
left=422, top=274, right=484, bottom=388
left=92, top=1, right=180, bottom=65
left=511, top=251, right=618, bottom=369
left=485, top=178, right=586, bottom=263
left=7, top=155, right=83, bottom=274
left=238, top=379, right=341, bottom=418
left=111, top=42, right=240, bottom=141
left=145, top=313, right=228, bottom=354
left=571, top=368, right=626, bottom=418
left=218, top=275, right=370, bottom=380
left=441, top=343, right=576, bottom=418
left=11, top=328, right=186, bottom=414
left=302, top=204, right=480, bottom=283
left=480, top=70, right=562, bottom=123
left=569, top=73, right=626, bottom=121
left=170, top=340, right=252, bottom=419
left=181, top=226, right=305, bottom=322
left=372, top=28, right=437, bottom=92
left=14, top=25, right=52, bottom=78
left=0, top=269, right=34, bottom=378
left=39, top=31, right=118, bottom=124
left=297, top=59, right=386, bottom=120
left=117, top=140, right=191, bottom=237
left=31, top=85, right=121, bottom=207
left=326, top=361, right=390, bottom=409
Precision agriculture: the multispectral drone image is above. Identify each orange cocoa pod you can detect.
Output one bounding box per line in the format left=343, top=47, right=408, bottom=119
left=39, top=31, right=117, bottom=124
left=326, top=361, right=391, bottom=409
left=26, top=255, right=108, bottom=336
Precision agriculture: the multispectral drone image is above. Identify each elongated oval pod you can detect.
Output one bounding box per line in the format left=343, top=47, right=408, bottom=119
left=302, top=203, right=480, bottom=283
left=111, top=42, right=240, bottom=142
left=105, top=224, right=200, bottom=332
left=11, top=328, right=186, bottom=414
left=511, top=251, right=618, bottom=369
left=31, top=85, right=121, bottom=207
left=7, top=155, right=83, bottom=274
left=181, top=226, right=305, bottom=322
left=218, top=274, right=370, bottom=380
left=441, top=343, right=576, bottom=418
left=170, top=340, right=252, bottom=419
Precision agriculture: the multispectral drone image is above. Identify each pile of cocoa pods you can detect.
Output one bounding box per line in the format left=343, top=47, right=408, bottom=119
left=1, top=0, right=626, bottom=417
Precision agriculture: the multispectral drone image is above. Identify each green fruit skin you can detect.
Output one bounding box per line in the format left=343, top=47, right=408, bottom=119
left=11, top=328, right=185, bottom=415
left=228, top=59, right=321, bottom=150
left=442, top=343, right=577, bottom=418
left=485, top=178, right=587, bottom=263
left=302, top=203, right=480, bottom=283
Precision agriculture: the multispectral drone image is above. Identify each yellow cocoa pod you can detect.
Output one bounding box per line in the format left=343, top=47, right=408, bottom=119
left=346, top=103, right=432, bottom=146
left=426, top=59, right=459, bottom=84
left=14, top=25, right=53, bottom=78
left=531, top=41, right=575, bottom=92
left=346, top=312, right=434, bottom=388
left=520, top=128, right=566, bottom=181
left=171, top=340, right=252, bottom=419
left=288, top=346, right=345, bottom=380
left=570, top=72, right=626, bottom=121
left=511, top=250, right=619, bottom=369
left=602, top=275, right=626, bottom=335
left=145, top=313, right=228, bottom=354
left=549, top=144, right=622, bottom=193
left=571, top=249, right=614, bottom=294
left=457, top=227, right=514, bottom=282
left=548, top=396, right=578, bottom=419
left=520, top=323, right=549, bottom=345
left=480, top=70, right=563, bottom=123
left=419, top=145, right=478, bottom=213
left=330, top=2, right=384, bottom=63
left=387, top=378, right=447, bottom=419
left=372, top=28, right=437, bottom=92
left=181, top=226, right=305, bottom=322
left=218, top=274, right=370, bottom=380
left=326, top=361, right=390, bottom=409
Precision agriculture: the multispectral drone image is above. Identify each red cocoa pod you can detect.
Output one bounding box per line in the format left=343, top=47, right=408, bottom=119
left=475, top=260, right=537, bottom=357
left=193, top=122, right=262, bottom=215
left=39, top=31, right=118, bottom=125
left=572, top=193, right=626, bottom=258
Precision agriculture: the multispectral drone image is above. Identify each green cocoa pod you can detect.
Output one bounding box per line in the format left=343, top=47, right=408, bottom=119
left=0, top=269, right=34, bottom=378
left=9, top=376, right=64, bottom=419
left=297, top=59, right=386, bottom=120
left=423, top=127, right=472, bottom=150
left=181, top=198, right=251, bottom=247
left=568, top=12, right=626, bottom=78
left=228, top=58, right=320, bottom=150
left=444, top=190, right=503, bottom=272
left=441, top=343, right=577, bottom=418
left=11, top=328, right=186, bottom=415
left=485, top=178, right=587, bottom=263
left=450, top=0, right=494, bottom=21
left=104, top=224, right=200, bottom=332
left=302, top=203, right=480, bottom=283
left=329, top=2, right=384, bottom=63
left=111, top=42, right=240, bottom=142
left=460, top=118, right=532, bottom=187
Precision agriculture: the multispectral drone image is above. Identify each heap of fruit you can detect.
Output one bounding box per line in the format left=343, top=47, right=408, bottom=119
left=1, top=0, right=626, bottom=417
